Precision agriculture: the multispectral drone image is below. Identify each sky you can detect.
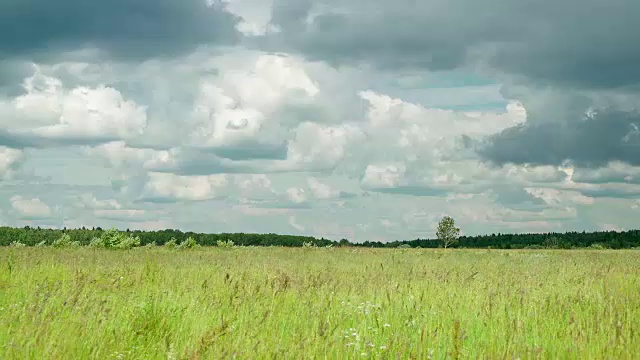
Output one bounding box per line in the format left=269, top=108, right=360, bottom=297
left=1, top=0, right=639, bottom=242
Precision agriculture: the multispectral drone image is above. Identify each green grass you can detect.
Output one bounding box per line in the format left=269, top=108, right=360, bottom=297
left=1, top=247, right=639, bottom=359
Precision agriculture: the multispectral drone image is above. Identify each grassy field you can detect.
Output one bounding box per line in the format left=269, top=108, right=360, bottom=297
left=1, top=247, right=639, bottom=359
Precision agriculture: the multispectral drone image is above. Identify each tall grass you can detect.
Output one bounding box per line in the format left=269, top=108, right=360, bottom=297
left=1, top=247, right=639, bottom=359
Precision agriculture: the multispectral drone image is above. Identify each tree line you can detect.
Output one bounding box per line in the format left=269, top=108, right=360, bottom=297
left=1, top=225, right=640, bottom=249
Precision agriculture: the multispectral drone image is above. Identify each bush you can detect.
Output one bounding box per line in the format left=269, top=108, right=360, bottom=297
left=114, top=234, right=141, bottom=250
left=89, top=237, right=108, bottom=248
left=178, top=237, right=199, bottom=249
left=217, top=239, right=235, bottom=248
left=589, top=243, right=608, bottom=250
left=52, top=234, right=80, bottom=248
left=88, top=229, right=141, bottom=249
left=164, top=238, right=178, bottom=249
left=9, top=241, right=27, bottom=248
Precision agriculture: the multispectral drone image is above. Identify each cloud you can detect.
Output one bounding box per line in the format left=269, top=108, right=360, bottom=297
left=0, top=147, right=24, bottom=179
left=361, top=164, right=405, bottom=189
left=264, top=0, right=640, bottom=89
left=571, top=162, right=640, bottom=184
left=524, top=188, right=595, bottom=206
left=262, top=0, right=640, bottom=171
left=92, top=209, right=150, bottom=222
left=225, top=0, right=277, bottom=36
left=140, top=172, right=229, bottom=202
left=307, top=177, right=339, bottom=199
left=0, top=71, right=147, bottom=148
left=0, top=0, right=241, bottom=61
left=479, top=109, right=640, bottom=167
left=187, top=54, right=319, bottom=160
left=77, top=193, right=122, bottom=210
left=10, top=195, right=52, bottom=220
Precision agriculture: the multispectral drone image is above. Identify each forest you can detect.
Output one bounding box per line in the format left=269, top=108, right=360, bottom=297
left=1, top=225, right=639, bottom=249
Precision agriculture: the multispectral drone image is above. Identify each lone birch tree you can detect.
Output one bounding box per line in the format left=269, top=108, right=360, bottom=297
left=436, top=215, right=460, bottom=248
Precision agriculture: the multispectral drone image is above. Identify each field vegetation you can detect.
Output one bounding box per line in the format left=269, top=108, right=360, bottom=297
left=2, top=226, right=640, bottom=249
left=1, top=246, right=639, bottom=359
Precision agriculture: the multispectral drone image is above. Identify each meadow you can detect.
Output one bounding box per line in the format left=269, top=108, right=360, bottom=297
left=1, top=247, right=639, bottom=359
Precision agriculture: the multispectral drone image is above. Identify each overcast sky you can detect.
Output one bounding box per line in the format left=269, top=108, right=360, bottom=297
left=1, top=0, right=639, bottom=241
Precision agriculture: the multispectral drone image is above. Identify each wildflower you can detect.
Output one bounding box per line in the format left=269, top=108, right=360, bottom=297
left=383, top=323, right=391, bottom=328
left=380, top=345, right=387, bottom=350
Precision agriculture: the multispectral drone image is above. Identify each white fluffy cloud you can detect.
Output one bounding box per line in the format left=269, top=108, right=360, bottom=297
left=77, top=193, right=122, bottom=210
left=10, top=196, right=52, bottom=220
left=4, top=71, right=147, bottom=144
left=141, top=173, right=229, bottom=202
left=307, top=177, right=339, bottom=199
left=188, top=54, right=318, bottom=153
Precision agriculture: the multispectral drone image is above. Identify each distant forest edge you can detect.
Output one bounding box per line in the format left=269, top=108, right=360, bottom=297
left=2, top=226, right=640, bottom=249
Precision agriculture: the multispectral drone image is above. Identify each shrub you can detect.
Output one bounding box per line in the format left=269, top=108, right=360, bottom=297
left=178, top=237, right=199, bottom=249
left=9, top=241, right=27, bottom=248
left=89, top=237, right=108, bottom=248
left=164, top=238, right=178, bottom=249
left=217, top=239, right=235, bottom=248
left=52, top=233, right=80, bottom=248
left=302, top=241, right=317, bottom=248
left=114, top=234, right=141, bottom=250
left=35, top=240, right=47, bottom=247
left=589, top=243, right=608, bottom=250
left=88, top=229, right=141, bottom=249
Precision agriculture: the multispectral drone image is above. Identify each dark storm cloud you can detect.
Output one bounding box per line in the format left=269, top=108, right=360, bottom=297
left=264, top=0, right=640, bottom=89
left=0, top=0, right=241, bottom=61
left=478, top=110, right=640, bottom=167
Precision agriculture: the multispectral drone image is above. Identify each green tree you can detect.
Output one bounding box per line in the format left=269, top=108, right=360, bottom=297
left=436, top=216, right=460, bottom=249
